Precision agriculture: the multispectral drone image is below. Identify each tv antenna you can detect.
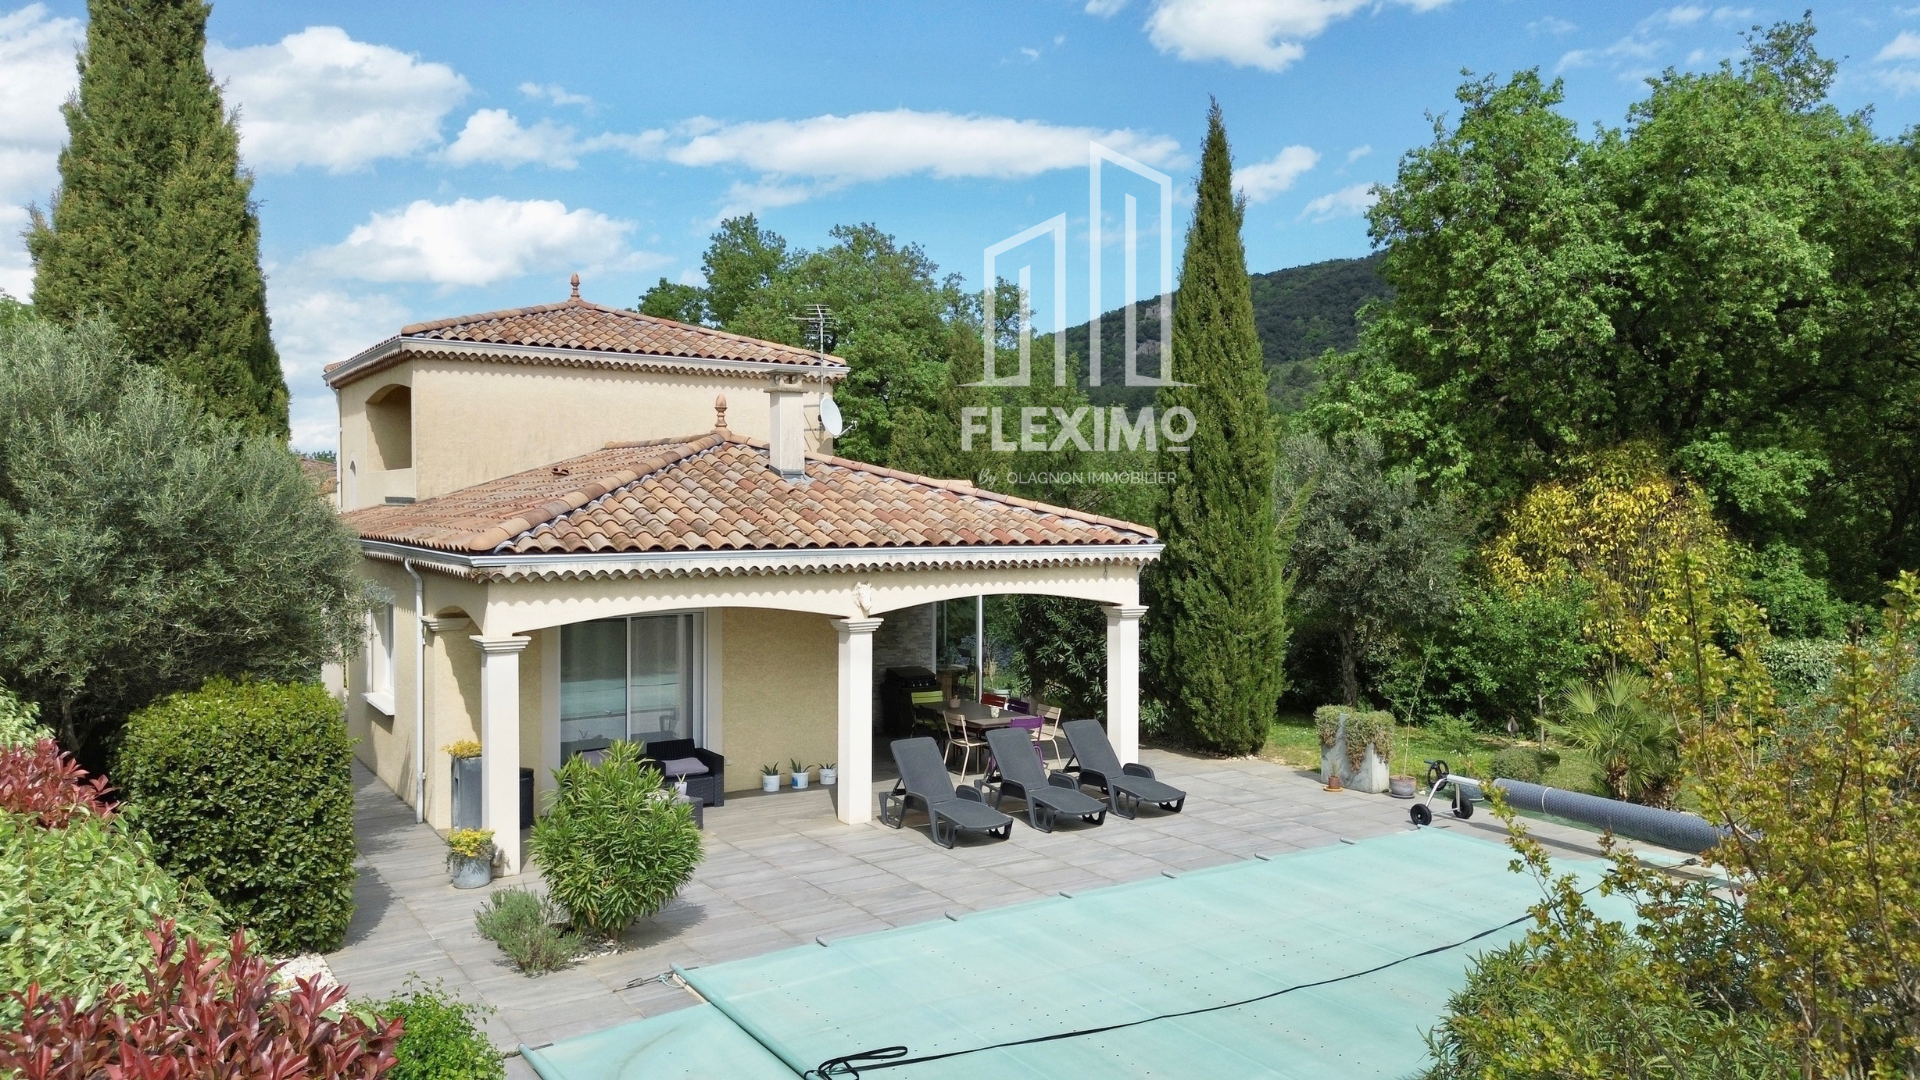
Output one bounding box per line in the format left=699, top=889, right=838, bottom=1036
left=789, top=304, right=850, bottom=438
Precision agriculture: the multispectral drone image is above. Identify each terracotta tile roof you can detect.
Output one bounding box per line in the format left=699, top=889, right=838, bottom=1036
left=346, top=432, right=1156, bottom=556
left=398, top=297, right=838, bottom=366
left=298, top=456, right=338, bottom=497
left=323, top=285, right=844, bottom=387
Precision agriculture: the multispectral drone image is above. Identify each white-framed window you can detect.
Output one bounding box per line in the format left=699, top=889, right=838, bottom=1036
left=365, top=591, right=396, bottom=715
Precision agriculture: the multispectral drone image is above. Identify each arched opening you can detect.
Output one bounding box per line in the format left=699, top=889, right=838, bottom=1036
left=366, top=384, right=413, bottom=471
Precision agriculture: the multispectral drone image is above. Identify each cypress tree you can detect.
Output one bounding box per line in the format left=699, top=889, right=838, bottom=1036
left=1147, top=102, right=1287, bottom=754
left=28, top=0, right=288, bottom=435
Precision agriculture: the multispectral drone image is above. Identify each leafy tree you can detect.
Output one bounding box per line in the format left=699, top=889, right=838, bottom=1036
left=634, top=278, right=707, bottom=325
left=1428, top=572, right=1920, bottom=1078
left=1313, top=18, right=1920, bottom=604
left=27, top=0, right=287, bottom=435
left=729, top=224, right=969, bottom=470
left=0, top=319, right=365, bottom=763
left=1484, top=445, right=1764, bottom=715
left=1397, top=578, right=1595, bottom=733
left=1146, top=103, right=1288, bottom=753
left=1283, top=431, right=1462, bottom=706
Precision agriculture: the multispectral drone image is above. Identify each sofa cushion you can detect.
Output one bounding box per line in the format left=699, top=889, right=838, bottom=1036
left=659, top=756, right=709, bottom=777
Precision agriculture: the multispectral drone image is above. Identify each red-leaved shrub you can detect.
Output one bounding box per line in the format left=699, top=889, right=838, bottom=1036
left=0, top=922, right=402, bottom=1079
left=0, top=739, right=112, bottom=828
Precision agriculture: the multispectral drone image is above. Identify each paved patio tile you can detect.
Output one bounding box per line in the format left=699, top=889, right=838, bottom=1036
left=325, top=744, right=1641, bottom=1060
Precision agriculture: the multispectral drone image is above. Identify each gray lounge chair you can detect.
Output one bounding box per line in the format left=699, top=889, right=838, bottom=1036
left=878, top=737, right=1014, bottom=848
left=1062, top=719, right=1186, bottom=819
left=984, top=727, right=1108, bottom=832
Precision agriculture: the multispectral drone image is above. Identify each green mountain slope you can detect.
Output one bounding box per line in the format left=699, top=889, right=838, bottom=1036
left=1061, top=252, right=1389, bottom=411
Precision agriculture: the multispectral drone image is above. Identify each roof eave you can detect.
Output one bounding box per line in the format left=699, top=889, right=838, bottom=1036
left=324, top=336, right=850, bottom=390
left=358, top=539, right=1163, bottom=582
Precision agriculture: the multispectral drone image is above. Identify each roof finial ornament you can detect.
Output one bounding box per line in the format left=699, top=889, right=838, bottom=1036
left=714, top=393, right=728, bottom=430
left=569, top=272, right=580, bottom=299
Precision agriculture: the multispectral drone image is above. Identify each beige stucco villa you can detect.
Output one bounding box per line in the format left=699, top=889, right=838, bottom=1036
left=327, top=278, right=1161, bottom=873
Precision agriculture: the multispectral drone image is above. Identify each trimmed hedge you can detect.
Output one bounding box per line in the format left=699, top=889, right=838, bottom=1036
left=116, top=679, right=355, bottom=954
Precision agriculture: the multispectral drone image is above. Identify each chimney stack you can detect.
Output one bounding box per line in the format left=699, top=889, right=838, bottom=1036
left=766, top=375, right=807, bottom=480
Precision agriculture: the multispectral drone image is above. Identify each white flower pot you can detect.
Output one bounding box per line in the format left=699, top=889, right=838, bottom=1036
left=819, top=768, right=837, bottom=786
left=791, top=772, right=809, bottom=790
left=761, top=774, right=780, bottom=793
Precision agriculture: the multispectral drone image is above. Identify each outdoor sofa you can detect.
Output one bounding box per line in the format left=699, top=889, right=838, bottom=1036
left=642, top=738, right=726, bottom=807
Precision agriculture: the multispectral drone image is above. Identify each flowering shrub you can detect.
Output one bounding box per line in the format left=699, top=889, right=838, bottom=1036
left=0, top=922, right=402, bottom=1079
left=0, top=739, right=112, bottom=827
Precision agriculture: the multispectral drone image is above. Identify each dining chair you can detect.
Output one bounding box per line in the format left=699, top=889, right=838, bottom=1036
left=1004, top=715, right=1045, bottom=768
left=982, top=692, right=1009, bottom=708
left=943, top=709, right=989, bottom=778
left=1035, top=704, right=1067, bottom=764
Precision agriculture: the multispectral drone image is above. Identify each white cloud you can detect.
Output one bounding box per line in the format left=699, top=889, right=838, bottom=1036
left=270, top=285, right=408, bottom=385
left=1298, top=182, right=1376, bottom=222
left=209, top=26, right=468, bottom=173
left=668, top=109, right=1179, bottom=185
left=0, top=4, right=81, bottom=299
left=519, top=81, right=591, bottom=107
left=444, top=109, right=666, bottom=169
left=1143, top=0, right=1451, bottom=72
left=313, top=197, right=639, bottom=288
left=1020, top=46, right=1041, bottom=60
left=1235, top=145, right=1319, bottom=202
left=1085, top=0, right=1128, bottom=15
left=1879, top=31, right=1920, bottom=62
left=1653, top=5, right=1707, bottom=27
left=446, top=109, right=583, bottom=168
left=1346, top=143, right=1372, bottom=162
left=1528, top=15, right=1577, bottom=35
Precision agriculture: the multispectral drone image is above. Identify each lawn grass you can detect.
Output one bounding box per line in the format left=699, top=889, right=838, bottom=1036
left=1261, top=711, right=1599, bottom=792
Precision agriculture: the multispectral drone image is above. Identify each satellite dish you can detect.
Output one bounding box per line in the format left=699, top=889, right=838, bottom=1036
left=819, top=393, right=845, bottom=438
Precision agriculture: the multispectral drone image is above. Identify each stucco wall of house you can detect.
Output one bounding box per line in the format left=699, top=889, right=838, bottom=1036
left=421, top=617, right=480, bottom=831
left=336, top=355, right=837, bottom=511
left=415, top=359, right=831, bottom=505
left=345, top=559, right=418, bottom=807
left=719, top=607, right=838, bottom=792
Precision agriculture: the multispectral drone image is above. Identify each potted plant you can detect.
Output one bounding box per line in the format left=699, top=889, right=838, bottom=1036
left=789, top=758, right=810, bottom=790
left=818, top=762, right=837, bottom=786
left=446, top=739, right=483, bottom=830
left=446, top=828, right=495, bottom=889
left=760, top=763, right=780, bottom=793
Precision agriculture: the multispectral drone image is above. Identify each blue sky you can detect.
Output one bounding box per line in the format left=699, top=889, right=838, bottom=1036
left=2, top=1, right=1918, bottom=450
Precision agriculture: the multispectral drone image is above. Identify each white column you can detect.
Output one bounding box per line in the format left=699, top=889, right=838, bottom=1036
left=472, top=635, right=531, bottom=874
left=1104, top=605, right=1147, bottom=764
left=835, top=617, right=884, bottom=825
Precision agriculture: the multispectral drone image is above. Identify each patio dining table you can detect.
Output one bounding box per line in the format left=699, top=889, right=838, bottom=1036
left=943, top=699, right=1042, bottom=732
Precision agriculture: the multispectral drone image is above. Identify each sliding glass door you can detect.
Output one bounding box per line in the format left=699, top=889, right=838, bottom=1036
left=560, top=612, right=704, bottom=759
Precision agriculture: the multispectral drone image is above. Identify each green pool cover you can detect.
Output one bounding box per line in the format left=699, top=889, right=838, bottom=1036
left=522, top=828, right=1631, bottom=1079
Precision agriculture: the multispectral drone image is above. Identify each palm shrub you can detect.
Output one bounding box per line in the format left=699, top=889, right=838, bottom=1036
left=365, top=980, right=503, bottom=1080
left=115, top=679, right=356, bottom=954
left=529, top=741, right=702, bottom=935
left=1553, top=671, right=1681, bottom=805
left=473, top=888, right=578, bottom=974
